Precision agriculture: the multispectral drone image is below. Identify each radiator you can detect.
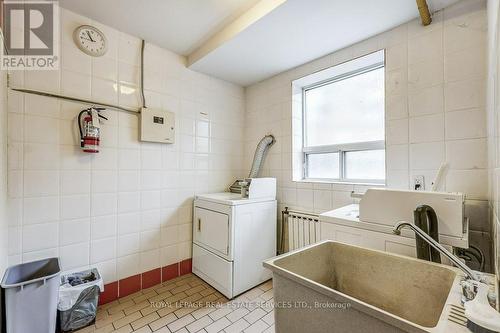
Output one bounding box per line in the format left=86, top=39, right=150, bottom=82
left=279, top=207, right=320, bottom=254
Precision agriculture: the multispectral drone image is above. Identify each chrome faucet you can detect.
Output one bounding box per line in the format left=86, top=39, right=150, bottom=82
left=393, top=221, right=480, bottom=281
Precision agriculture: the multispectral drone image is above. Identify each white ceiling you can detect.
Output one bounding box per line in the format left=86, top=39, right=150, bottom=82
left=60, top=0, right=460, bottom=87
left=190, top=0, right=460, bottom=86
left=58, top=0, right=260, bottom=55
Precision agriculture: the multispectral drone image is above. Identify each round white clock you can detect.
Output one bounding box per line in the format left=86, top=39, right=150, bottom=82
left=73, top=25, right=107, bottom=57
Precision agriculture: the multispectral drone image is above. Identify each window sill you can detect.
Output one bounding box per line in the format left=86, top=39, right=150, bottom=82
left=295, top=178, right=386, bottom=187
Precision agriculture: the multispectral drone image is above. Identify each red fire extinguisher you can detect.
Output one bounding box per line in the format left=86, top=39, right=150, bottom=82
left=78, top=107, right=107, bottom=153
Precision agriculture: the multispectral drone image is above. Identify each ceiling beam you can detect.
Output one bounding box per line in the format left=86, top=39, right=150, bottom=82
left=187, top=0, right=287, bottom=67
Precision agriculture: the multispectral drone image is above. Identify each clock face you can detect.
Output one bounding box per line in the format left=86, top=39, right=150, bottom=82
left=73, top=25, right=107, bottom=57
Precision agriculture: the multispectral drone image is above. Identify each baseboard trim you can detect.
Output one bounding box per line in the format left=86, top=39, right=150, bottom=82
left=99, top=258, right=192, bottom=305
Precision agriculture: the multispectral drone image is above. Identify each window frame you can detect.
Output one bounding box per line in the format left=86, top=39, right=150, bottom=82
left=302, top=61, right=386, bottom=184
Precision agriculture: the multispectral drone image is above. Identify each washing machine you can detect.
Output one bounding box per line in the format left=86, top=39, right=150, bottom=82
left=192, top=178, right=277, bottom=299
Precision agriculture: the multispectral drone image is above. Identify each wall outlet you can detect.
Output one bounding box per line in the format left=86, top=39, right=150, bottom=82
left=413, top=175, right=425, bottom=191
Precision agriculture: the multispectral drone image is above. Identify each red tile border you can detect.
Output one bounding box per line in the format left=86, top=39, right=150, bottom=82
left=99, top=281, right=118, bottom=305
left=180, top=258, right=192, bottom=275
left=162, top=263, right=179, bottom=282
left=119, top=274, right=141, bottom=298
left=99, top=259, right=194, bottom=305
left=142, top=268, right=161, bottom=289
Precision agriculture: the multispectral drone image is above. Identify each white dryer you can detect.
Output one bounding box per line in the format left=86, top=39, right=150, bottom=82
left=192, top=185, right=277, bottom=299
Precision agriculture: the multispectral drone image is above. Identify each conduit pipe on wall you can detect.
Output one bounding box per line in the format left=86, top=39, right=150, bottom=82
left=416, top=0, right=432, bottom=26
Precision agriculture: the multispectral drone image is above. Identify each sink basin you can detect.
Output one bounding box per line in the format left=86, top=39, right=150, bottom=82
left=264, top=241, right=465, bottom=333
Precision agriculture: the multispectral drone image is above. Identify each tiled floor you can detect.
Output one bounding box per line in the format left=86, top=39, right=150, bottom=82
left=76, top=274, right=275, bottom=333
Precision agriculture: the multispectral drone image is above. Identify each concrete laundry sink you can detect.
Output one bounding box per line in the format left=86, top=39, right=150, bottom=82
left=264, top=241, right=469, bottom=333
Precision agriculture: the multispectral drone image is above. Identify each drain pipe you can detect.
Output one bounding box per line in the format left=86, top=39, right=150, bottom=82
left=416, top=0, right=432, bottom=26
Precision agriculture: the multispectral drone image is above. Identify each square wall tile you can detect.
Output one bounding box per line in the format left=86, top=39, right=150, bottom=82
left=23, top=196, right=59, bottom=225
left=409, top=113, right=444, bottom=143
left=117, top=253, right=140, bottom=280
left=446, top=138, right=487, bottom=170
left=408, top=85, right=444, bottom=117
left=59, top=242, right=90, bottom=270
left=61, top=170, right=91, bottom=195
left=444, top=79, right=485, bottom=112
left=162, top=263, right=179, bottom=282
left=117, top=233, right=140, bottom=257
left=23, top=223, right=58, bottom=252
left=409, top=142, right=445, bottom=170
left=59, top=218, right=90, bottom=246
left=91, top=215, right=117, bottom=240
left=119, top=274, right=141, bottom=298
left=386, top=119, right=409, bottom=145
left=445, top=108, right=486, bottom=140
left=91, top=238, right=116, bottom=264
left=61, top=195, right=90, bottom=220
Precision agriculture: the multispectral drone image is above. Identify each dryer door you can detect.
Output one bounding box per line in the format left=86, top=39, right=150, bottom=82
left=194, top=207, right=229, bottom=256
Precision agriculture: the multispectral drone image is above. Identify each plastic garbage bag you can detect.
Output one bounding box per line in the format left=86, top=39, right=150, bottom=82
left=58, top=268, right=104, bottom=332
left=59, top=285, right=100, bottom=332
left=58, top=268, right=104, bottom=311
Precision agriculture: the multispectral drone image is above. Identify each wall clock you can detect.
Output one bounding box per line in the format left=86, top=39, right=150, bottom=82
left=73, top=25, right=107, bottom=57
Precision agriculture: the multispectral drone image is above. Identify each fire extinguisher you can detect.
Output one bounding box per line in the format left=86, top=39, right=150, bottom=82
left=78, top=107, right=108, bottom=153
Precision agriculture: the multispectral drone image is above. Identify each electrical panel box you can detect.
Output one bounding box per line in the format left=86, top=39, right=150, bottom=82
left=140, top=108, right=175, bottom=144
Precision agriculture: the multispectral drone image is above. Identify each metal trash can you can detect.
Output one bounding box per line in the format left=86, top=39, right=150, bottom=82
left=1, top=257, right=61, bottom=333
left=58, top=268, right=103, bottom=332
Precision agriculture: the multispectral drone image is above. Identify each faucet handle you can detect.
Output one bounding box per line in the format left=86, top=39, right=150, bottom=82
left=461, top=279, right=498, bottom=308
left=460, top=279, right=476, bottom=303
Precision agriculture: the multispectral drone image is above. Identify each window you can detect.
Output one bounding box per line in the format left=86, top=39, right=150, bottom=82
left=299, top=50, right=385, bottom=183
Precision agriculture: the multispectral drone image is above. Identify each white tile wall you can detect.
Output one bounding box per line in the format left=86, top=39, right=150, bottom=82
left=6, top=8, right=245, bottom=283
left=244, top=0, right=490, bottom=245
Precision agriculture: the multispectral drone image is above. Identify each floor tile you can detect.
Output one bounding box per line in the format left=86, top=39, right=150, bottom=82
left=124, top=300, right=152, bottom=316
left=153, top=326, right=172, bottom=333
left=96, top=311, right=126, bottom=328
left=95, top=324, right=115, bottom=333
left=167, top=314, right=195, bottom=332
left=191, top=305, right=217, bottom=320
left=208, top=307, right=233, bottom=321
left=149, top=313, right=177, bottom=331
left=134, top=290, right=159, bottom=304
left=108, top=301, right=135, bottom=315
left=262, top=325, right=275, bottom=333
left=91, top=274, right=274, bottom=333
left=243, top=308, right=267, bottom=324
left=112, top=325, right=134, bottom=333
left=133, top=326, right=153, bottom=333
left=260, top=290, right=273, bottom=301
left=113, top=311, right=143, bottom=329
left=224, top=319, right=250, bottom=333
left=204, top=317, right=232, bottom=333
left=185, top=315, right=213, bottom=332
left=131, top=312, right=160, bottom=331
left=243, top=320, right=268, bottom=333
left=261, top=311, right=274, bottom=326
left=226, top=308, right=250, bottom=323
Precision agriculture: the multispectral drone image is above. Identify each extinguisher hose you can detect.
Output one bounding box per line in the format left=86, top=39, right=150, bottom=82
left=78, top=109, right=88, bottom=148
